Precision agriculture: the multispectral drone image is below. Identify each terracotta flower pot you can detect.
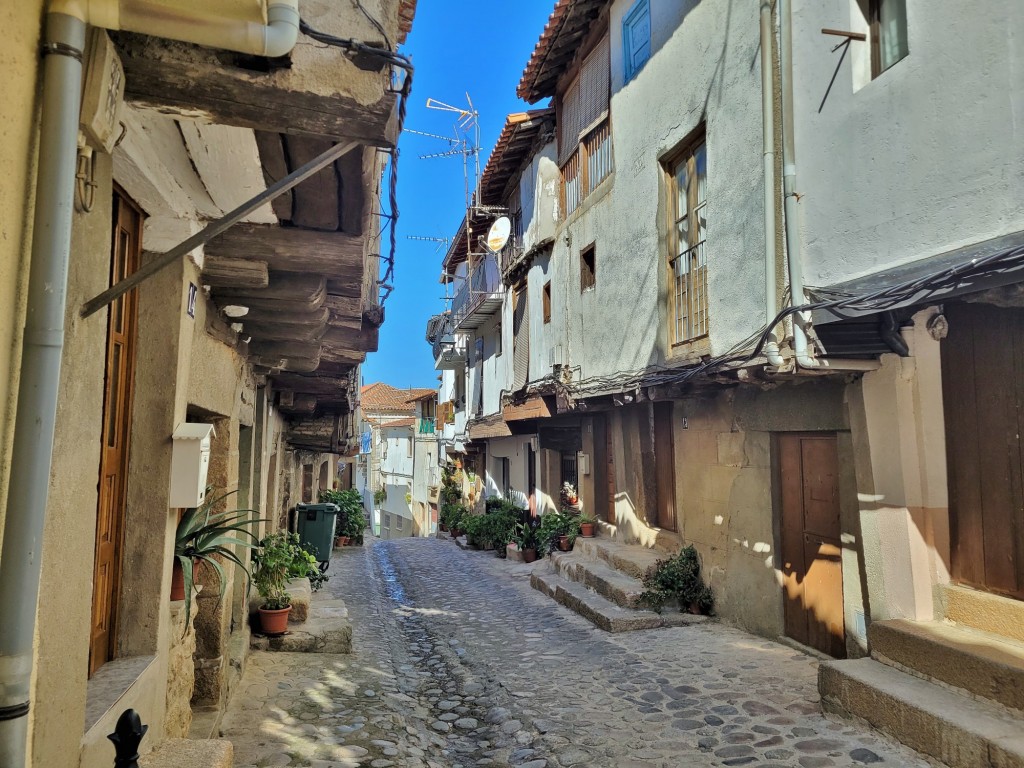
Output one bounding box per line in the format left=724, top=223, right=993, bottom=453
left=170, top=558, right=186, bottom=601
left=580, top=523, right=595, bottom=538
left=522, top=548, right=538, bottom=563
left=557, top=535, right=572, bottom=552
left=258, top=605, right=291, bottom=635
left=334, top=536, right=349, bottom=548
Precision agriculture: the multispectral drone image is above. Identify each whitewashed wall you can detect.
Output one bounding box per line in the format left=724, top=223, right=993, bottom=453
left=792, top=1, right=1024, bottom=287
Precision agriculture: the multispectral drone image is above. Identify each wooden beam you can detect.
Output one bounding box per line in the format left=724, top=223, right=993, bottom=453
left=244, top=321, right=326, bottom=343
left=323, top=325, right=378, bottom=353
left=254, top=131, right=292, bottom=221
left=116, top=41, right=399, bottom=145
left=205, top=224, right=364, bottom=275
left=214, top=272, right=326, bottom=306
left=203, top=256, right=269, bottom=288
left=240, top=306, right=329, bottom=325
left=286, top=136, right=340, bottom=231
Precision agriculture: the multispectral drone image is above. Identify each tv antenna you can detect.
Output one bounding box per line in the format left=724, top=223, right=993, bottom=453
left=405, top=234, right=451, bottom=253
left=409, top=93, right=481, bottom=215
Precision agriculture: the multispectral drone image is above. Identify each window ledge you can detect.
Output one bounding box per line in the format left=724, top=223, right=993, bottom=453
left=557, top=172, right=615, bottom=232
left=84, top=655, right=157, bottom=733
left=666, top=337, right=712, bottom=364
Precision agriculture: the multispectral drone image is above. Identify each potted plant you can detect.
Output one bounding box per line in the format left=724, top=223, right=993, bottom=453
left=252, top=531, right=301, bottom=634
left=514, top=522, right=540, bottom=563
left=323, top=488, right=364, bottom=547
left=373, top=487, right=387, bottom=507
left=638, top=545, right=715, bottom=615
left=173, top=488, right=264, bottom=630
left=578, top=513, right=597, bottom=538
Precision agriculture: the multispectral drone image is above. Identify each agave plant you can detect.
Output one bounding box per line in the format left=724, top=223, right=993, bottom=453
left=174, top=487, right=266, bottom=629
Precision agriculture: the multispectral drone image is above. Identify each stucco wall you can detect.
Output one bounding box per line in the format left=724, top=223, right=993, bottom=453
left=545, top=0, right=767, bottom=384
left=0, top=0, right=44, bottom=545
left=791, top=1, right=1024, bottom=286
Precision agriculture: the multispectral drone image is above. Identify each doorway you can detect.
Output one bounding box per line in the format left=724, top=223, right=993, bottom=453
left=653, top=401, right=677, bottom=531
left=778, top=433, right=846, bottom=658
left=941, top=302, right=1024, bottom=599
left=89, top=188, right=143, bottom=675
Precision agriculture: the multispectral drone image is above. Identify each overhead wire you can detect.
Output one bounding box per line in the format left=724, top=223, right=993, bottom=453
left=298, top=18, right=414, bottom=309
left=559, top=243, right=1024, bottom=399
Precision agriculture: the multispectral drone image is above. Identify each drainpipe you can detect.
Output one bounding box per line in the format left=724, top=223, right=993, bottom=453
left=778, top=0, right=879, bottom=373
left=0, top=3, right=299, bottom=764
left=760, top=0, right=784, bottom=367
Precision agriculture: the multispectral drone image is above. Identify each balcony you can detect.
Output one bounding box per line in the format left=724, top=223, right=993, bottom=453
left=452, top=255, right=503, bottom=331
left=427, top=312, right=467, bottom=370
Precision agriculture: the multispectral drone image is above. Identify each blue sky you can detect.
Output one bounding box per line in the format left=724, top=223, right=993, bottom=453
left=360, top=2, right=554, bottom=390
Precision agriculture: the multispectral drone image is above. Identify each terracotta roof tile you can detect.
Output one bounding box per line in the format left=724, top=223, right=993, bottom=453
left=517, top=0, right=610, bottom=103
left=361, top=383, right=436, bottom=413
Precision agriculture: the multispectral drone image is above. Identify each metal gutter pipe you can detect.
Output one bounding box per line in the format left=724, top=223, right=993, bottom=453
left=0, top=12, right=86, bottom=766
left=760, top=0, right=784, bottom=367
left=0, top=3, right=300, bottom=763
left=50, top=0, right=300, bottom=58
left=778, top=0, right=878, bottom=373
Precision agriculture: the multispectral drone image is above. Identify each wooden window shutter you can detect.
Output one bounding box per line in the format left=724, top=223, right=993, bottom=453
left=579, top=36, right=610, bottom=134
left=559, top=77, right=583, bottom=165
left=512, top=286, right=530, bottom=391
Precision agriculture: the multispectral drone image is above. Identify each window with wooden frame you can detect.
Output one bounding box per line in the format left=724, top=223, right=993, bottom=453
left=664, top=132, right=708, bottom=345
left=580, top=244, right=596, bottom=292
left=869, top=0, right=908, bottom=77
left=543, top=281, right=552, bottom=324
left=495, top=322, right=503, bottom=357
left=558, top=33, right=613, bottom=218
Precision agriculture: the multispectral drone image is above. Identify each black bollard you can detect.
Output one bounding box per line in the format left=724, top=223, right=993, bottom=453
left=108, top=709, right=148, bottom=768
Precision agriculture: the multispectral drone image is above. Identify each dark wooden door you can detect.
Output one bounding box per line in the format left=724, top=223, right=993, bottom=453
left=779, top=433, right=846, bottom=658
left=606, top=420, right=616, bottom=523
left=89, top=189, right=142, bottom=675
left=653, top=402, right=677, bottom=531
left=941, top=303, right=1024, bottom=599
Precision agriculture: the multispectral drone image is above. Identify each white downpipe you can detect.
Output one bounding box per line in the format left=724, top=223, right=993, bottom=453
left=51, top=0, right=300, bottom=58
left=778, top=0, right=876, bottom=373
left=0, top=2, right=300, bottom=763
left=759, top=0, right=784, bottom=368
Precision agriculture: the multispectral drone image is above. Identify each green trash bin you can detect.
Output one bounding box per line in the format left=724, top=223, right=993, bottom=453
left=295, top=502, right=339, bottom=565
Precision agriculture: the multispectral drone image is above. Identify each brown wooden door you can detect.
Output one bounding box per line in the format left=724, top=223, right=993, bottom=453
left=941, top=303, right=1024, bottom=599
left=606, top=421, right=616, bottom=523
left=89, top=190, right=142, bottom=676
left=653, top=402, right=677, bottom=531
left=779, top=433, right=846, bottom=658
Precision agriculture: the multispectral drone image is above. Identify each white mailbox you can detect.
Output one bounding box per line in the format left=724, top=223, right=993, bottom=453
left=169, top=423, right=216, bottom=508
left=578, top=452, right=591, bottom=476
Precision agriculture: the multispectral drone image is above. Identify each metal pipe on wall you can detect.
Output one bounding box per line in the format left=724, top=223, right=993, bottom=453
left=760, top=0, right=785, bottom=367
left=0, top=2, right=302, bottom=762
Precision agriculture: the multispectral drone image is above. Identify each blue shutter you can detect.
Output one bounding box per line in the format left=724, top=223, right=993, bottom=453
left=623, top=0, right=651, bottom=82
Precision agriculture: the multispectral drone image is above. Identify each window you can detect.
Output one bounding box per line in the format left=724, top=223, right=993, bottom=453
left=421, top=398, right=436, bottom=421
left=383, top=513, right=391, bottom=529
left=543, top=281, right=552, bottom=324
left=870, top=0, right=908, bottom=77
left=559, top=34, right=613, bottom=217
left=396, top=515, right=404, bottom=531
left=622, top=0, right=651, bottom=82
left=581, top=244, right=596, bottom=292
left=496, top=322, right=503, bottom=357
left=665, top=133, right=708, bottom=344
left=407, top=436, right=412, bottom=457
left=500, top=458, right=511, bottom=497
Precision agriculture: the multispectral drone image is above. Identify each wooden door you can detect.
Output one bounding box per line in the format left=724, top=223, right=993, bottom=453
left=779, top=433, right=846, bottom=658
left=89, top=190, right=142, bottom=675
left=941, top=303, right=1024, bottom=599
left=606, top=420, right=616, bottom=523
left=653, top=402, right=677, bottom=531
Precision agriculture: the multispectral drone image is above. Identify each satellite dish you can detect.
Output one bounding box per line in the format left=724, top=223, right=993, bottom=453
left=486, top=216, right=512, bottom=252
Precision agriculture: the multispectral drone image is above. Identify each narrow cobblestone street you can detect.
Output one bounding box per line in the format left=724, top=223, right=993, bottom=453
left=220, top=540, right=932, bottom=768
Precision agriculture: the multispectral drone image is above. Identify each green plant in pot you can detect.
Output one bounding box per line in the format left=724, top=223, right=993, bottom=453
left=514, top=522, right=540, bottom=563
left=173, top=488, right=264, bottom=631
left=638, top=545, right=715, bottom=615
left=578, top=513, right=597, bottom=538
left=251, top=531, right=300, bottom=634
left=322, top=488, right=364, bottom=546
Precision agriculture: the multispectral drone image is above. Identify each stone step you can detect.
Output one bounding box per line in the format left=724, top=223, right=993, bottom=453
left=943, top=584, right=1024, bottom=643
left=250, top=595, right=352, bottom=653
left=530, top=570, right=664, bottom=632
left=549, top=550, right=647, bottom=609
left=819, top=658, right=1024, bottom=768
left=572, top=536, right=666, bottom=582
left=870, top=619, right=1024, bottom=713
left=140, top=738, right=232, bottom=768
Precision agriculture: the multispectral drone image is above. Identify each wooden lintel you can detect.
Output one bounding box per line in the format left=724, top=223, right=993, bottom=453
left=322, top=325, right=379, bottom=353
left=203, top=256, right=269, bottom=289
left=117, top=44, right=398, bottom=145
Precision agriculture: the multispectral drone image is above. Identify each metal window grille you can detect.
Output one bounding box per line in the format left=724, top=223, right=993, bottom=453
left=667, top=140, right=708, bottom=344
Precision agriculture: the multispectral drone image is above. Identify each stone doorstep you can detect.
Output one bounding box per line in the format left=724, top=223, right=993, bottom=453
left=820, top=658, right=1024, bottom=768
left=869, top=619, right=1024, bottom=713
left=249, top=593, right=352, bottom=654
left=139, top=738, right=232, bottom=768
left=530, top=570, right=664, bottom=633
left=943, top=584, right=1024, bottom=644
left=247, top=577, right=312, bottom=624
left=573, top=536, right=666, bottom=582
left=549, top=550, right=646, bottom=609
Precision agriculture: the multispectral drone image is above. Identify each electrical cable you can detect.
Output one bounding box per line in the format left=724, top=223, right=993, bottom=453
left=559, top=243, right=1024, bottom=399
left=298, top=19, right=414, bottom=309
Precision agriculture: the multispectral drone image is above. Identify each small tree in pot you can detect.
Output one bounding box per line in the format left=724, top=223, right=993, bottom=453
left=252, top=531, right=298, bottom=634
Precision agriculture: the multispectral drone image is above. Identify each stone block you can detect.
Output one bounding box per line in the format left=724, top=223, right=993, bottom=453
left=943, top=584, right=1024, bottom=643
left=287, top=577, right=312, bottom=623
left=717, top=432, right=745, bottom=467
left=140, top=738, right=233, bottom=768
left=163, top=605, right=196, bottom=738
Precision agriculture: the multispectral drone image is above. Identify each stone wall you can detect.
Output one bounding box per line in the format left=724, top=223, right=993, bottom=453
left=164, top=601, right=197, bottom=738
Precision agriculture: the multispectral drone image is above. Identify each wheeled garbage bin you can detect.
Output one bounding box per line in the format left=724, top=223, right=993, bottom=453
left=295, top=502, right=339, bottom=566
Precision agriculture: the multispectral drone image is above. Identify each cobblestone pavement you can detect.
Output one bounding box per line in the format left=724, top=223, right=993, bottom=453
left=219, top=538, right=934, bottom=768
